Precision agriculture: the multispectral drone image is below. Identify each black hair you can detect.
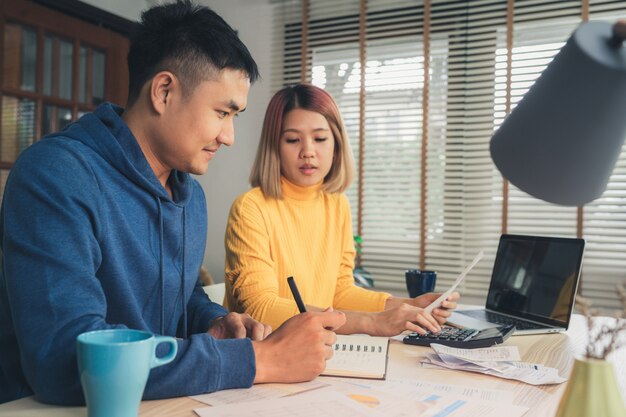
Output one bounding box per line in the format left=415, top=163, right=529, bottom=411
left=126, top=0, right=260, bottom=105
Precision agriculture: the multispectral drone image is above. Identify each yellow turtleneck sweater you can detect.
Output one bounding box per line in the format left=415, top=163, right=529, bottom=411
left=224, top=177, right=390, bottom=330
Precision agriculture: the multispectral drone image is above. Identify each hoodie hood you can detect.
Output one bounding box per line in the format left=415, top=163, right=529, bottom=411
left=59, top=102, right=193, bottom=206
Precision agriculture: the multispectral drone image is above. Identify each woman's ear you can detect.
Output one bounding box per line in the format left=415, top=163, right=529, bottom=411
left=149, top=71, right=176, bottom=115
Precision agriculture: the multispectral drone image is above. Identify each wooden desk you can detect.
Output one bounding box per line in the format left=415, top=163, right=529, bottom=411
left=1, top=315, right=624, bottom=417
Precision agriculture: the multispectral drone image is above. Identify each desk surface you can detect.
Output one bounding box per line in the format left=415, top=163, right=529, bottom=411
left=1, top=315, right=624, bottom=417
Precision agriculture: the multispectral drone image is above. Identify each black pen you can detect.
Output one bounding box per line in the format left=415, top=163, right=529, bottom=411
left=287, top=276, right=307, bottom=313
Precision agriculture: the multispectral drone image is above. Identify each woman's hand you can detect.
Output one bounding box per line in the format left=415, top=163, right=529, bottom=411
left=412, top=292, right=460, bottom=325
left=369, top=304, right=441, bottom=337
left=385, top=291, right=461, bottom=325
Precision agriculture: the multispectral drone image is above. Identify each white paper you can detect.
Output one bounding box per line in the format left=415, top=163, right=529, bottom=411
left=315, top=381, right=433, bottom=417
left=327, top=380, right=528, bottom=417
left=390, top=333, right=407, bottom=342
left=427, top=348, right=518, bottom=374
left=384, top=378, right=515, bottom=403
left=424, top=352, right=511, bottom=373
left=193, top=390, right=385, bottom=417
left=424, top=251, right=483, bottom=313
left=190, top=380, right=329, bottom=406
left=412, top=392, right=528, bottom=417
left=492, top=361, right=567, bottom=385
left=194, top=378, right=528, bottom=417
left=422, top=346, right=567, bottom=385
left=430, top=344, right=521, bottom=362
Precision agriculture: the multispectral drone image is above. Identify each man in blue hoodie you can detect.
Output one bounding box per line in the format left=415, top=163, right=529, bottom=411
left=0, top=0, right=345, bottom=405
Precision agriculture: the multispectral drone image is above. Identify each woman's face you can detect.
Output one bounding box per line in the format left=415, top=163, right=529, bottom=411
left=279, top=108, right=335, bottom=187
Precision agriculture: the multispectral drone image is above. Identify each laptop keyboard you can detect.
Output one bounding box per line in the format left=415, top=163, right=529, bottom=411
left=461, top=310, right=544, bottom=330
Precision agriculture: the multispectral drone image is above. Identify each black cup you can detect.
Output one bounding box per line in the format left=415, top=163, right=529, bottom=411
left=405, top=270, right=437, bottom=298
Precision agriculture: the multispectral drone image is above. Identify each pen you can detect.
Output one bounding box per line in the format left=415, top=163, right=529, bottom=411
left=287, top=276, right=307, bottom=313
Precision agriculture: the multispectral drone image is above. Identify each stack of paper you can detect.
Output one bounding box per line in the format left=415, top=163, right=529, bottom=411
left=193, top=379, right=530, bottom=417
left=422, top=343, right=567, bottom=385
left=191, top=380, right=329, bottom=406
left=194, top=390, right=384, bottom=417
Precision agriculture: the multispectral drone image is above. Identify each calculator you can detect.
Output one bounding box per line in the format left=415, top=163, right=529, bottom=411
left=403, top=325, right=515, bottom=349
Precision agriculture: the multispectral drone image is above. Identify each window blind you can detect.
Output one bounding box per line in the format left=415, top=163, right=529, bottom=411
left=582, top=0, right=626, bottom=309
left=425, top=0, right=508, bottom=299
left=274, top=0, right=626, bottom=309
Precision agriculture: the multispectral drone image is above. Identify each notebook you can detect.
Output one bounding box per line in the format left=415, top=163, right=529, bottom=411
left=447, top=234, right=585, bottom=335
left=322, top=334, right=389, bottom=379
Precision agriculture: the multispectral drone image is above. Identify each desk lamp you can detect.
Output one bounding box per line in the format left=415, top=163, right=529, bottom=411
left=490, top=20, right=626, bottom=206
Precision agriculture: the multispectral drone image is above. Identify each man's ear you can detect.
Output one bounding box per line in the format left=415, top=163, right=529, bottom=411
left=150, top=71, right=177, bottom=115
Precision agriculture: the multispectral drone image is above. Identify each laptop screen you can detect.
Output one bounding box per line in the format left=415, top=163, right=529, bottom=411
left=485, top=234, right=585, bottom=328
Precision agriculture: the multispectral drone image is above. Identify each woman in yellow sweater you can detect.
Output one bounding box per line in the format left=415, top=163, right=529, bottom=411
left=224, top=84, right=459, bottom=336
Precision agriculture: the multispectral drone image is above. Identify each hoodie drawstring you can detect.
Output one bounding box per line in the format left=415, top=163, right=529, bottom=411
left=181, top=207, right=187, bottom=339
left=157, top=198, right=165, bottom=336
left=156, top=197, right=188, bottom=339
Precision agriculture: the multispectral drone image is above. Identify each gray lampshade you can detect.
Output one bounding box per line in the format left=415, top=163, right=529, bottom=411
left=490, top=20, right=626, bottom=206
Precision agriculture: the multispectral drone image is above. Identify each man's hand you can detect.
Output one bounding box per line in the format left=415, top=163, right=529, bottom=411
left=252, top=308, right=346, bottom=383
left=207, top=312, right=271, bottom=341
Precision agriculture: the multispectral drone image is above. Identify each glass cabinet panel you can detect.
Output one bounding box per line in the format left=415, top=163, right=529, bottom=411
left=1, top=96, right=36, bottom=162
left=59, top=39, right=73, bottom=100
left=43, top=34, right=75, bottom=99
left=3, top=23, right=37, bottom=92
left=92, top=49, right=106, bottom=105
left=0, top=169, right=10, bottom=206
left=42, top=104, right=72, bottom=136
left=79, top=46, right=87, bottom=102
left=43, top=35, right=53, bottom=95
left=78, top=46, right=106, bottom=105
left=21, top=27, right=37, bottom=92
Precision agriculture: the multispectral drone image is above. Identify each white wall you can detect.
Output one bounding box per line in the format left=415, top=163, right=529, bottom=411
left=198, top=0, right=275, bottom=282
left=78, top=0, right=150, bottom=21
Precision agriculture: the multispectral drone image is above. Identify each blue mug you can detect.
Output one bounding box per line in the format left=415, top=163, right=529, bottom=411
left=405, top=270, right=437, bottom=298
left=77, top=329, right=178, bottom=417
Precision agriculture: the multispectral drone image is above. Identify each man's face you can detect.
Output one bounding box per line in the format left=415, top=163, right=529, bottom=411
left=150, top=68, right=250, bottom=177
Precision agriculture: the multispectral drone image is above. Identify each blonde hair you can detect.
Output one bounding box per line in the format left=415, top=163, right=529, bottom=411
left=249, top=84, right=354, bottom=199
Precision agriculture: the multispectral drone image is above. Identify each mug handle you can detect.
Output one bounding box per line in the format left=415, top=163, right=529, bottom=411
left=151, top=336, right=178, bottom=368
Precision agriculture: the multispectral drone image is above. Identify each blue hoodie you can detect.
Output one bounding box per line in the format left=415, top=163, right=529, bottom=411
left=0, top=103, right=255, bottom=405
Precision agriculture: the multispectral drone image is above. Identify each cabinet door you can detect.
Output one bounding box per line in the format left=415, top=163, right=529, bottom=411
left=0, top=0, right=130, bottom=201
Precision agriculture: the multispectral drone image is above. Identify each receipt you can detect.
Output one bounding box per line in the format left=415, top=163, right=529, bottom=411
left=424, top=251, right=483, bottom=313
left=431, top=344, right=521, bottom=362
left=422, top=344, right=567, bottom=385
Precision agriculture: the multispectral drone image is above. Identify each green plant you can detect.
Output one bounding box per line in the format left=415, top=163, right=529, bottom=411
left=353, top=235, right=374, bottom=288
left=354, top=235, right=363, bottom=260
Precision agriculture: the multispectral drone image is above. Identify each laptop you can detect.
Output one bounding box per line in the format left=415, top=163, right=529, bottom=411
left=447, top=234, right=585, bottom=335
